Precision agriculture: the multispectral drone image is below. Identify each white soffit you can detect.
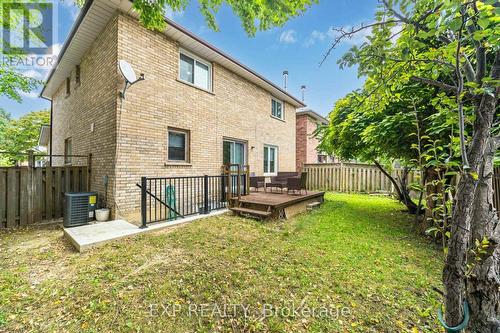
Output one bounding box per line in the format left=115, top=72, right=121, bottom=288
left=42, top=0, right=305, bottom=107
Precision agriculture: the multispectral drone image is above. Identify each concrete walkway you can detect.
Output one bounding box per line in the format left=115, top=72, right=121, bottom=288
left=64, top=209, right=229, bottom=252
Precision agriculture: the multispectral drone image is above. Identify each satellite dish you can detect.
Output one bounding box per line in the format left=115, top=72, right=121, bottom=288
left=119, top=60, right=137, bottom=84
left=118, top=60, right=145, bottom=99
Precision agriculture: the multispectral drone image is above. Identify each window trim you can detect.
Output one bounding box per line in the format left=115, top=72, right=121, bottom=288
left=178, top=49, right=213, bottom=92
left=263, top=144, right=278, bottom=176
left=271, top=98, right=284, bottom=121
left=223, top=138, right=248, bottom=166
left=64, top=137, right=72, bottom=165
left=167, top=128, right=190, bottom=163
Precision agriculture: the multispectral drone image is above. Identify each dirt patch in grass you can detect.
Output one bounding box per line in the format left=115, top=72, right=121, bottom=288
left=0, top=193, right=444, bottom=333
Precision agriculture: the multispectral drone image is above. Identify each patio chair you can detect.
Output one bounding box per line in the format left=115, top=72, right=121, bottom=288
left=287, top=172, right=308, bottom=195
left=249, top=176, right=266, bottom=192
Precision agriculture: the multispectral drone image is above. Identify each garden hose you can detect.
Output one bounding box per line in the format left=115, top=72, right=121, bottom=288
left=437, top=300, right=470, bottom=333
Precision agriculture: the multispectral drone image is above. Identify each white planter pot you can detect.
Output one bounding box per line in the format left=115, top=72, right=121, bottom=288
left=95, top=208, right=110, bottom=222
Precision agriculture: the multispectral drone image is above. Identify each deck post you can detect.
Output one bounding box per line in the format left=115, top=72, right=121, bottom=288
left=140, top=177, right=148, bottom=228
left=203, top=175, right=209, bottom=214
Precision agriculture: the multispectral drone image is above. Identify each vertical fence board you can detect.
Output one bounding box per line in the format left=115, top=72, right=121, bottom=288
left=0, top=170, right=6, bottom=227
left=6, top=169, right=17, bottom=227
left=54, top=168, right=62, bottom=218
left=45, top=167, right=53, bottom=220
left=34, top=168, right=43, bottom=222
left=72, top=167, right=80, bottom=192
left=19, top=168, right=29, bottom=226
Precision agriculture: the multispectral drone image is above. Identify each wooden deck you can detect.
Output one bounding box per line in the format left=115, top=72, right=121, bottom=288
left=230, top=190, right=325, bottom=219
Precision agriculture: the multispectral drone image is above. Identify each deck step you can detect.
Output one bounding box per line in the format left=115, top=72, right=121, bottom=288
left=230, top=207, right=272, bottom=217
left=307, top=202, right=322, bottom=211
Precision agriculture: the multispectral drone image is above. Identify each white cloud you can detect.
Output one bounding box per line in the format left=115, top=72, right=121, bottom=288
left=303, top=30, right=326, bottom=47
left=303, top=24, right=373, bottom=48
left=279, top=30, right=297, bottom=44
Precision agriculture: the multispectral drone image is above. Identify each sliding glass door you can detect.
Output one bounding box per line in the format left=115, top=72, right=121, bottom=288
left=223, top=139, right=246, bottom=168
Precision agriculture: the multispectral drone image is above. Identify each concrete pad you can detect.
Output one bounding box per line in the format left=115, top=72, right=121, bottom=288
left=64, top=209, right=228, bottom=252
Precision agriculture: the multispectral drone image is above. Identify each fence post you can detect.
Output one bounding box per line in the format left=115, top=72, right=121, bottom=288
left=27, top=150, right=34, bottom=168
left=203, top=175, right=209, bottom=214
left=140, top=177, right=148, bottom=228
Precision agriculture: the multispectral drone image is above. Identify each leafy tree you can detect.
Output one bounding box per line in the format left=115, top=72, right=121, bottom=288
left=3, top=110, right=50, bottom=164
left=0, top=108, right=12, bottom=165
left=0, top=108, right=11, bottom=148
left=321, top=0, right=499, bottom=330
left=319, top=80, right=458, bottom=214
left=0, top=1, right=43, bottom=102
left=132, top=0, right=318, bottom=36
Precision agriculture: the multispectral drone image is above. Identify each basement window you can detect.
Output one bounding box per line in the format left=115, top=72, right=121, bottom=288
left=168, top=128, right=190, bottom=162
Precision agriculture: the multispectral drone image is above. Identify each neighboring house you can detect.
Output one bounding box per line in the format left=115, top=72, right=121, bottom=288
left=296, top=108, right=337, bottom=171
left=40, top=0, right=304, bottom=215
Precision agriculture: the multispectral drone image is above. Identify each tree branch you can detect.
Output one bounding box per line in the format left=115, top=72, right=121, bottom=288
left=410, top=76, right=457, bottom=94
left=320, top=20, right=402, bottom=65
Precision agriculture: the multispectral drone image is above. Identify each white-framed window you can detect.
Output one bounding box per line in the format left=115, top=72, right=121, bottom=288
left=263, top=145, right=278, bottom=176
left=179, top=50, right=212, bottom=91
left=223, top=139, right=247, bottom=167
left=271, top=98, right=284, bottom=120
left=168, top=128, right=190, bottom=162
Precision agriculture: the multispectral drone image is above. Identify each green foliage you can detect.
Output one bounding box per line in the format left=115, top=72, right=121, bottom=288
left=132, top=0, right=318, bottom=36
left=0, top=109, right=11, bottom=148
left=0, top=64, right=40, bottom=103
left=0, top=1, right=44, bottom=102
left=1, top=110, right=50, bottom=164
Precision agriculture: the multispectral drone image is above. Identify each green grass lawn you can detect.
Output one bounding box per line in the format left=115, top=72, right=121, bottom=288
left=0, top=193, right=444, bottom=332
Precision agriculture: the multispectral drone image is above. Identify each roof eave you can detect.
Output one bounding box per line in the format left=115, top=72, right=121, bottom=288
left=40, top=0, right=95, bottom=100
left=41, top=0, right=306, bottom=107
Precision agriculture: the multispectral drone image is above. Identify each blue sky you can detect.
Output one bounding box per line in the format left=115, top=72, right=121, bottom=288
left=2, top=0, right=378, bottom=119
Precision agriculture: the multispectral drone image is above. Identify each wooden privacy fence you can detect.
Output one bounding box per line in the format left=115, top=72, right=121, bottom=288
left=0, top=166, right=89, bottom=229
left=303, top=163, right=418, bottom=193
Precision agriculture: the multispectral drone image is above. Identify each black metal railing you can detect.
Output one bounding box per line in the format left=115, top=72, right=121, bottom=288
left=138, top=174, right=247, bottom=227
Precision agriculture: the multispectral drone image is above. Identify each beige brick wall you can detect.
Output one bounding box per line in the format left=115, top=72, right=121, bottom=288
left=51, top=15, right=119, bottom=207
left=52, top=13, right=298, bottom=215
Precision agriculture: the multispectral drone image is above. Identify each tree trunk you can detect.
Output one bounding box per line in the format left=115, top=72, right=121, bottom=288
left=444, top=51, right=499, bottom=330
left=444, top=172, right=475, bottom=327
left=468, top=138, right=500, bottom=333
left=373, top=161, right=420, bottom=214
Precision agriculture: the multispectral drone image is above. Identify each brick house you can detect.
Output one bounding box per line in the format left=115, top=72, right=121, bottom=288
left=40, top=0, right=304, bottom=216
left=296, top=108, right=337, bottom=171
